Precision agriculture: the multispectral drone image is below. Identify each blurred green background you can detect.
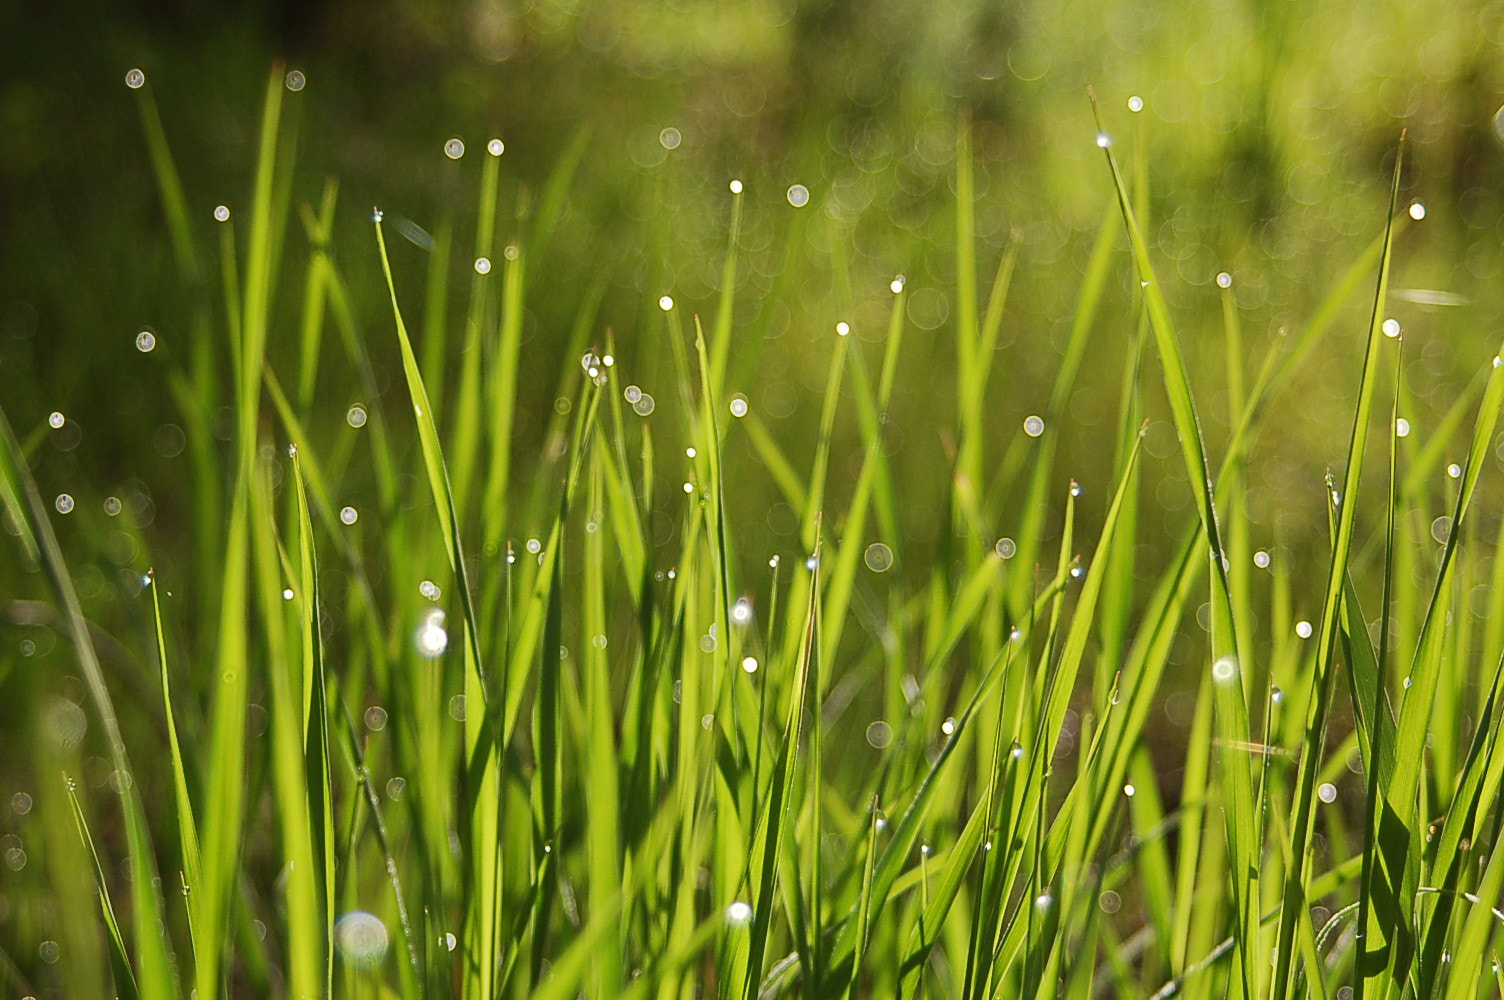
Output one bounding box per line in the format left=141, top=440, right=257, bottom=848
left=6, top=0, right=1504, bottom=574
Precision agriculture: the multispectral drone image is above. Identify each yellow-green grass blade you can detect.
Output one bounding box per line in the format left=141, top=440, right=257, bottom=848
left=66, top=775, right=139, bottom=1000
left=0, top=408, right=178, bottom=1000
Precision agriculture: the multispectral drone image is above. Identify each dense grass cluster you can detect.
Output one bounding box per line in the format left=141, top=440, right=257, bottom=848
left=7, top=57, right=1504, bottom=1000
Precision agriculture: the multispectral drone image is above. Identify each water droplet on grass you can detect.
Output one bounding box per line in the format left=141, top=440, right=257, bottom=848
left=448, top=695, right=466, bottom=721
left=340, top=506, right=359, bottom=525
left=1010, top=740, right=1024, bottom=759
left=214, top=205, right=230, bottom=222
left=285, top=70, right=306, bottom=91
left=125, top=68, right=145, bottom=89
left=54, top=494, right=74, bottom=514
left=419, top=580, right=440, bottom=600
left=725, top=901, right=753, bottom=927
left=1296, top=620, right=1313, bottom=639
left=11, top=792, right=32, bottom=815
left=1217, top=272, right=1233, bottom=289
left=729, top=394, right=749, bottom=417
left=1408, top=201, right=1426, bottom=221
left=526, top=538, right=542, bottom=554
left=890, top=274, right=906, bottom=294
left=865, top=720, right=892, bottom=748
left=104, top=496, right=122, bottom=516
left=334, top=912, right=390, bottom=969
left=364, top=706, right=388, bottom=731
left=1127, top=95, right=1144, bottom=112
left=659, top=127, right=681, bottom=150
left=786, top=184, right=810, bottom=207
left=864, top=542, right=894, bottom=572
left=347, top=405, right=368, bottom=428
left=38, top=940, right=59, bottom=964
left=835, top=321, right=850, bottom=336
left=282, top=588, right=294, bottom=600
left=1095, top=132, right=1112, bottom=148
left=995, top=537, right=1016, bottom=559
left=1212, top=655, right=1238, bottom=683
left=1382, top=318, right=1401, bottom=338
left=1317, top=782, right=1337, bottom=803
left=1271, top=686, right=1283, bottom=704
left=444, top=138, right=465, bottom=159
left=729, top=179, right=743, bottom=194
left=1396, top=418, right=1411, bottom=437
left=386, top=777, right=406, bottom=799
left=941, top=716, right=956, bottom=735
left=731, top=597, right=753, bottom=625
left=415, top=611, right=448, bottom=658
left=487, top=138, right=505, bottom=156
left=1432, top=516, right=1452, bottom=544
left=136, top=329, right=156, bottom=352
left=474, top=257, right=491, bottom=274
left=1448, top=463, right=1462, bottom=478
left=1124, top=783, right=1136, bottom=797
left=741, top=656, right=758, bottom=674
left=1254, top=549, right=1270, bottom=568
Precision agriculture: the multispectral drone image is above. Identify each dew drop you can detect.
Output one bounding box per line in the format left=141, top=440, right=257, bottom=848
left=347, top=405, right=368, bottom=428
left=1212, top=655, right=1238, bottom=683
left=334, top=912, right=390, bottom=969
left=1023, top=415, right=1045, bottom=437
left=125, top=68, right=146, bottom=89
left=364, top=706, right=388, bottom=731
left=1095, top=132, right=1112, bottom=148
left=659, top=127, right=682, bottom=150
left=864, top=542, right=894, bottom=572
left=474, top=257, right=492, bottom=274
left=1127, top=95, right=1144, bottom=112
left=995, top=537, right=1017, bottom=559
left=768, top=554, right=780, bottom=568
left=1432, top=515, right=1452, bottom=544
left=941, top=716, right=956, bottom=735
left=1382, top=318, right=1401, bottom=338
left=1124, top=783, right=1136, bottom=797
left=104, top=496, right=122, bottom=516
left=444, top=138, right=465, bottom=159
left=725, top=901, right=753, bottom=927
left=386, top=776, right=406, bottom=800
left=1395, top=418, right=1410, bottom=438
left=683, top=481, right=695, bottom=494
left=729, top=394, right=749, bottom=417
left=1296, top=620, right=1313, bottom=639
left=487, top=138, right=505, bottom=156
left=633, top=392, right=656, bottom=415
left=285, top=70, right=306, bottom=92
left=1010, top=740, right=1025, bottom=759
left=1253, top=549, right=1271, bottom=569
left=11, top=792, right=33, bottom=815
left=729, top=178, right=743, bottom=194
left=659, top=295, right=674, bottom=311
left=47, top=411, right=65, bottom=429
left=1216, top=272, right=1233, bottom=289
left=213, top=204, right=230, bottom=222
left=282, top=587, right=295, bottom=600
left=624, top=385, right=642, bottom=404
left=1447, top=463, right=1462, bottom=479
left=419, top=580, right=440, bottom=600
left=786, top=184, right=810, bottom=208
left=38, top=940, right=59, bottom=964
left=526, top=538, right=542, bottom=554
left=1317, top=782, right=1337, bottom=803
left=731, top=597, right=754, bottom=625
left=54, top=494, right=74, bottom=514
left=865, top=720, right=893, bottom=748
left=135, top=329, right=156, bottom=352
left=448, top=694, right=466, bottom=721
left=741, top=656, right=758, bottom=674
left=340, top=506, right=359, bottom=525
left=1408, top=201, right=1426, bottom=221
left=890, top=274, right=906, bottom=294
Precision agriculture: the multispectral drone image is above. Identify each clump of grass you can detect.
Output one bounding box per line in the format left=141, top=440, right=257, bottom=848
left=6, top=61, right=1504, bottom=1000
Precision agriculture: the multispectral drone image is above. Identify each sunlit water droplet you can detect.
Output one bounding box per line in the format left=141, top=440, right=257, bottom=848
left=347, top=405, right=368, bottom=428
left=890, top=274, right=906, bottom=294
left=1396, top=417, right=1410, bottom=438
left=125, top=68, right=146, bottom=89
left=1271, top=685, right=1283, bottom=704
left=1095, top=132, right=1111, bottom=148
left=285, top=70, right=306, bottom=92
left=1212, top=655, right=1239, bottom=683
left=1317, top=782, right=1337, bottom=803
left=54, top=494, right=74, bottom=514
left=1127, top=95, right=1144, bottom=112
left=282, top=587, right=295, bottom=600
left=444, top=138, right=465, bottom=159
left=38, top=940, right=59, bottom=964
left=729, top=178, right=743, bottom=194
left=741, top=656, right=758, bottom=674
left=1023, top=415, right=1044, bottom=437
left=729, top=393, right=749, bottom=417
left=786, top=184, right=810, bottom=207
left=1124, top=783, right=1136, bottom=797
left=415, top=610, right=448, bottom=658
left=1217, top=272, right=1233, bottom=289
left=136, top=329, right=156, bottom=352
left=526, top=538, right=542, bottom=554
left=865, top=720, right=893, bottom=748
left=47, top=411, right=65, bottom=429
left=769, top=554, right=780, bottom=569
left=12, top=792, right=33, bottom=815
left=474, top=257, right=491, bottom=274
left=1432, top=515, right=1452, bottom=544
left=419, top=580, right=440, bottom=600
left=864, top=542, right=894, bottom=572
left=449, top=694, right=466, bottom=721
left=835, top=321, right=850, bottom=337
left=364, top=706, right=388, bottom=731
left=634, top=394, right=655, bottom=415
left=659, top=127, right=682, bottom=150
left=214, top=204, right=230, bottom=222
left=386, top=776, right=406, bottom=799
left=1382, top=318, right=1401, bottom=338
left=488, top=138, right=505, bottom=156
left=334, top=911, right=390, bottom=969
left=340, top=506, right=359, bottom=525
left=1296, top=620, right=1313, bottom=639
left=1254, top=549, right=1271, bottom=568
left=1447, top=462, right=1462, bottom=479
left=1408, top=201, right=1426, bottom=221
left=731, top=597, right=753, bottom=625
left=941, top=716, right=956, bottom=735
left=725, top=900, right=753, bottom=927
left=995, top=537, right=1017, bottom=559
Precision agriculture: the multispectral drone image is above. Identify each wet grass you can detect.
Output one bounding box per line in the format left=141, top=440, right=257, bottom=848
left=6, top=59, right=1504, bottom=1000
